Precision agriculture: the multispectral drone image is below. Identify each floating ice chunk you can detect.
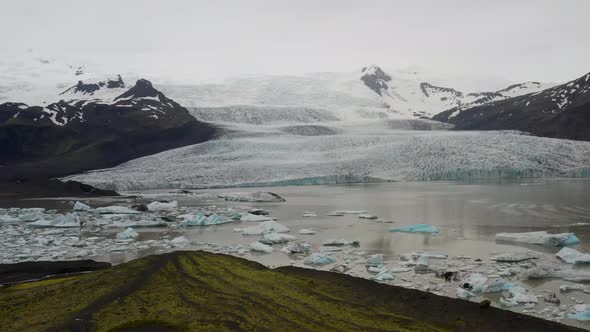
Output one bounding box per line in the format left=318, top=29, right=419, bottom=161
left=373, top=269, right=395, bottom=281
left=73, top=201, right=93, bottom=211
left=116, top=227, right=139, bottom=240
left=330, top=264, right=350, bottom=273
left=508, top=286, right=537, bottom=303
left=108, top=219, right=168, bottom=228
left=322, top=239, right=360, bottom=247
left=358, top=214, right=378, bottom=220
left=472, top=280, right=515, bottom=293
left=524, top=267, right=590, bottom=282
left=180, top=213, right=230, bottom=226
left=500, top=297, right=519, bottom=307
left=281, top=241, right=312, bottom=255
left=556, top=247, right=590, bottom=264
left=241, top=220, right=290, bottom=235
left=248, top=208, right=270, bottom=216
left=147, top=201, right=178, bottom=211
left=240, top=213, right=273, bottom=222
left=220, top=191, right=286, bottom=202
left=302, top=212, right=317, bottom=217
left=366, top=254, right=384, bottom=267
left=18, top=211, right=50, bottom=222
left=559, top=284, right=588, bottom=293
left=414, top=256, right=430, bottom=272
left=390, top=224, right=439, bottom=234
left=495, top=231, right=579, bottom=247
left=326, top=212, right=345, bottom=216
left=171, top=236, right=189, bottom=244
left=298, top=228, right=315, bottom=235
left=29, top=213, right=80, bottom=227
left=456, top=288, right=476, bottom=299
left=250, top=241, right=273, bottom=253
left=0, top=215, right=20, bottom=223
left=460, top=273, right=488, bottom=289
left=263, top=233, right=296, bottom=244
left=304, top=253, right=336, bottom=266
left=568, top=305, right=590, bottom=321
left=330, top=210, right=367, bottom=215
left=95, top=206, right=142, bottom=214
left=400, top=252, right=448, bottom=260
left=490, top=251, right=539, bottom=262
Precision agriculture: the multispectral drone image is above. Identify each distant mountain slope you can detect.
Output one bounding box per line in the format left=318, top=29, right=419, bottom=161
left=432, top=72, right=590, bottom=141
left=0, top=78, right=216, bottom=180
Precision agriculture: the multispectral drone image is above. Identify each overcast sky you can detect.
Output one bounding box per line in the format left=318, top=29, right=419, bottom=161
left=1, top=0, right=588, bottom=83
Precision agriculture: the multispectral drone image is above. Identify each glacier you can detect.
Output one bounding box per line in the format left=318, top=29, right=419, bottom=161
left=65, top=120, right=590, bottom=191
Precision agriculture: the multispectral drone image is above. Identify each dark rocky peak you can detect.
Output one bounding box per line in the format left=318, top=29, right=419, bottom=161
left=115, top=79, right=159, bottom=100
left=60, top=75, right=126, bottom=96
left=420, top=82, right=463, bottom=98
left=360, top=65, right=392, bottom=96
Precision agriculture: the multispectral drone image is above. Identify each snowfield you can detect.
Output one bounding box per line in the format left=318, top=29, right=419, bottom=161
left=65, top=119, right=590, bottom=191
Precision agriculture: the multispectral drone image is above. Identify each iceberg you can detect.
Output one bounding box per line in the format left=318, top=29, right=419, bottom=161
left=18, top=211, right=49, bottom=222
left=326, top=212, right=345, bottom=216
left=330, top=210, right=367, bottom=215
left=240, top=213, right=273, bottom=222
left=0, top=215, right=20, bottom=223
left=73, top=201, right=93, bottom=211
left=507, top=286, right=537, bottom=303
left=400, top=252, right=447, bottom=261
left=298, top=228, right=315, bottom=235
left=559, top=284, right=588, bottom=293
left=171, top=236, right=189, bottom=244
left=389, top=224, right=439, bottom=234
left=472, top=280, right=515, bottom=293
left=147, top=201, right=178, bottom=211
left=263, top=233, right=296, bottom=244
left=219, top=191, right=286, bottom=202
left=180, top=213, right=230, bottom=226
left=322, top=239, right=360, bottom=247
left=249, top=242, right=273, bottom=253
left=489, top=251, right=538, bottom=262
left=569, top=305, right=590, bottom=321
left=500, top=297, right=519, bottom=307
left=304, top=253, right=336, bottom=266
left=281, top=242, right=312, bottom=255
left=366, top=254, right=384, bottom=267
left=456, top=288, right=476, bottom=299
left=29, top=213, right=80, bottom=228
left=358, top=214, right=378, bottom=220
left=556, top=247, right=590, bottom=264
left=372, top=269, right=395, bottom=281
left=241, top=220, right=290, bottom=235
left=302, top=212, right=317, bottom=217
left=116, top=227, right=139, bottom=240
left=495, top=231, right=579, bottom=247
left=95, top=206, right=142, bottom=214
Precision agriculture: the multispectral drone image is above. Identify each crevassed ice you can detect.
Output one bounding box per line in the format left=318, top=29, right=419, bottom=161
left=65, top=127, right=590, bottom=191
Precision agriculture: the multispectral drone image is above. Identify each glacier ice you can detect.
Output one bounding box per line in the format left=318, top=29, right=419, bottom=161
left=29, top=213, right=80, bottom=228
left=64, top=128, right=590, bottom=191
left=263, top=233, right=296, bottom=244
left=116, top=227, right=139, bottom=240
left=95, top=206, right=142, bottom=214
left=556, top=247, right=590, bottom=264
left=146, top=201, right=178, bottom=211
left=304, top=253, right=336, bottom=266
left=219, top=192, right=286, bottom=202
left=179, top=213, right=230, bottom=227
left=456, top=288, right=476, bottom=299
left=241, top=220, right=290, bottom=235
left=495, top=231, right=579, bottom=247
left=240, top=213, right=273, bottom=222
left=73, top=201, right=93, bottom=211
left=281, top=241, right=312, bottom=255
left=508, top=286, right=537, bottom=303
left=489, top=251, right=539, bottom=262
left=390, top=224, right=440, bottom=234
left=569, top=305, right=590, bottom=321
left=249, top=241, right=273, bottom=253
left=366, top=254, right=384, bottom=267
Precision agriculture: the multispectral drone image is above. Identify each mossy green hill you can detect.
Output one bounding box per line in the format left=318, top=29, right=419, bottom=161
left=0, top=251, right=583, bottom=332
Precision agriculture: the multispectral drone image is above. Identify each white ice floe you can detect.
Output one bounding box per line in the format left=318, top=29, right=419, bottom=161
left=456, top=288, right=476, bottom=299
left=250, top=241, right=273, bottom=253
left=489, top=251, right=539, bottom=262
left=180, top=213, right=229, bottom=226
left=358, top=214, right=378, bottom=220
left=508, top=286, right=538, bottom=303
left=241, top=220, right=290, bottom=235
left=107, top=219, right=168, bottom=228
left=95, top=206, right=142, bottom=214
left=302, top=211, right=317, bottom=217
left=281, top=242, right=312, bottom=255
left=304, top=253, right=336, bottom=266
left=240, top=213, right=273, bottom=222
left=263, top=233, right=296, bottom=244
left=559, top=284, right=589, bottom=293
left=569, top=304, right=590, bottom=321
left=330, top=210, right=367, bottom=215
left=372, top=269, right=395, bottom=281
left=326, top=212, right=345, bottom=216
left=298, top=228, right=315, bottom=235
left=116, top=227, right=139, bottom=240
left=29, top=213, right=80, bottom=228
left=73, top=201, right=93, bottom=211
left=495, top=231, right=580, bottom=247
left=500, top=297, right=519, bottom=307
left=366, top=254, right=384, bottom=267
left=556, top=247, right=590, bottom=264
left=389, top=224, right=440, bottom=234
left=219, top=192, right=286, bottom=202
left=171, top=236, right=189, bottom=244
left=322, top=239, right=360, bottom=247
left=147, top=201, right=178, bottom=211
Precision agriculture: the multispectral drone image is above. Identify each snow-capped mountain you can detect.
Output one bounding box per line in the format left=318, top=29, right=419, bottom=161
left=433, top=72, right=590, bottom=141
left=0, top=78, right=216, bottom=180
left=359, top=65, right=553, bottom=118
